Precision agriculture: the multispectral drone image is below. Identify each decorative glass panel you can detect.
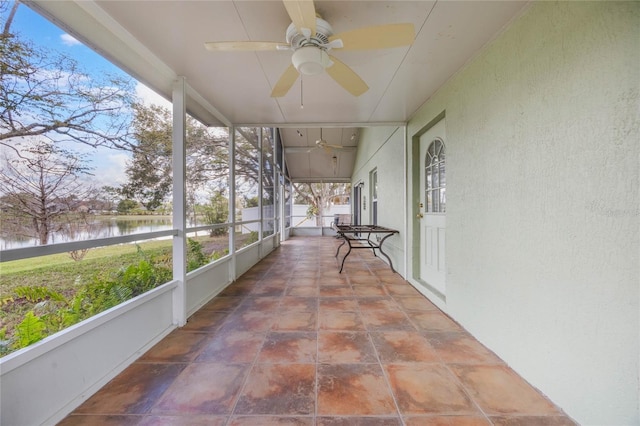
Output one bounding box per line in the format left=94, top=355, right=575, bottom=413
left=424, top=138, right=445, bottom=213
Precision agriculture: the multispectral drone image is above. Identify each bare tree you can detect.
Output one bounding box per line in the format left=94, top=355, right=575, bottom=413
left=0, top=140, right=94, bottom=245
left=0, top=0, right=134, bottom=151
left=293, top=182, right=351, bottom=226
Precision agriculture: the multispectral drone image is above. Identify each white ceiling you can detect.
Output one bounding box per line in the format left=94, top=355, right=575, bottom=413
left=27, top=0, right=528, bottom=181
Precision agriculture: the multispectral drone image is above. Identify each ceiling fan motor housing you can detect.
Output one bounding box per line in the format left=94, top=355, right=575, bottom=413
left=285, top=17, right=334, bottom=48
left=287, top=17, right=334, bottom=76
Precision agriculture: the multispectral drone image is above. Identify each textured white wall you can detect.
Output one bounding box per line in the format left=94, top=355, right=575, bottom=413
left=403, top=2, right=639, bottom=424
left=352, top=126, right=406, bottom=276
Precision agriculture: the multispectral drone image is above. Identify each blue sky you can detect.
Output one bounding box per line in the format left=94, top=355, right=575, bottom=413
left=10, top=4, right=117, bottom=74
left=4, top=3, right=169, bottom=187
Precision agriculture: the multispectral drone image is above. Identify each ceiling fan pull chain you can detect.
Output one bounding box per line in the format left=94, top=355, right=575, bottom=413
left=300, top=77, right=304, bottom=109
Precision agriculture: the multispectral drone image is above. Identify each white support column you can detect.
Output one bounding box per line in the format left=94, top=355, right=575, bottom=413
left=228, top=126, right=236, bottom=281
left=403, top=124, right=409, bottom=280
left=274, top=129, right=280, bottom=244
left=172, top=77, right=187, bottom=326
left=258, top=127, right=263, bottom=256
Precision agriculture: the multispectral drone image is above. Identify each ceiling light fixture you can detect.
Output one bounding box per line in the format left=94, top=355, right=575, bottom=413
left=292, top=46, right=330, bottom=76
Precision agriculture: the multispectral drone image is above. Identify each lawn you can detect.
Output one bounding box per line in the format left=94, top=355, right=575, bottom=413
left=0, top=234, right=238, bottom=354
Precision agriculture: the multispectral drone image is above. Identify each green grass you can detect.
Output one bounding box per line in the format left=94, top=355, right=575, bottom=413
left=0, top=239, right=172, bottom=276
left=0, top=234, right=236, bottom=348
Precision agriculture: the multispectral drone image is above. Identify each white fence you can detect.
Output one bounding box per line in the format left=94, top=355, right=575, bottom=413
left=242, top=204, right=351, bottom=233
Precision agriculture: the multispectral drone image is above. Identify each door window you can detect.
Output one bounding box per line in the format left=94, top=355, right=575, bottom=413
left=425, top=139, right=445, bottom=213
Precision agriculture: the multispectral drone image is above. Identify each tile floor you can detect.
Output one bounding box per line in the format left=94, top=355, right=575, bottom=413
left=59, top=237, right=576, bottom=426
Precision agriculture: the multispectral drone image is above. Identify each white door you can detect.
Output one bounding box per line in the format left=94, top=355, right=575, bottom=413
left=418, top=120, right=446, bottom=295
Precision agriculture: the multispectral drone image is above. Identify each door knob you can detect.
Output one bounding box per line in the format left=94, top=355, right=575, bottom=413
left=416, top=213, right=423, bottom=219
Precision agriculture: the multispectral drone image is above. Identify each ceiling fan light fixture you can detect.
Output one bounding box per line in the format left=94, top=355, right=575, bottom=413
left=292, top=46, right=329, bottom=76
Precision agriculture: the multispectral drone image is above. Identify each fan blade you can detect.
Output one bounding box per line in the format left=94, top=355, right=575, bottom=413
left=283, top=0, right=316, bottom=36
left=326, top=55, right=369, bottom=97
left=329, top=23, right=415, bottom=50
left=285, top=147, right=313, bottom=154
left=271, top=64, right=300, bottom=97
left=327, top=145, right=357, bottom=152
left=204, top=41, right=287, bottom=51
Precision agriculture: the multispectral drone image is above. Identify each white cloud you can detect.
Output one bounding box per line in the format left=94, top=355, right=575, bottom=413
left=60, top=33, right=81, bottom=47
left=89, top=151, right=131, bottom=187
left=135, top=82, right=172, bottom=108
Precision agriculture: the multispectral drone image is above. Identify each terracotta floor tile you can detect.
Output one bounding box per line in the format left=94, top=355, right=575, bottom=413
left=259, top=278, right=289, bottom=287
left=320, top=286, right=355, bottom=297
left=379, top=275, right=412, bottom=285
left=384, top=284, right=421, bottom=296
left=394, top=296, right=439, bottom=311
left=153, top=363, right=247, bottom=415
left=286, top=286, right=320, bottom=296
left=352, top=285, right=388, bottom=296
left=403, top=416, right=491, bottom=426
left=57, top=415, right=142, bottom=426
left=272, top=310, right=317, bottom=331
left=140, top=330, right=208, bottom=362
left=182, top=310, right=230, bottom=333
left=360, top=309, right=415, bottom=331
left=228, top=416, right=314, bottom=425
left=317, top=364, right=396, bottom=415
left=489, top=416, right=577, bottom=426
left=250, top=284, right=286, bottom=297
left=316, top=417, right=402, bottom=426
left=196, top=330, right=265, bottom=363
left=427, top=332, right=503, bottom=365
left=201, top=296, right=244, bottom=311
left=319, top=298, right=359, bottom=312
left=279, top=296, right=318, bottom=311
left=58, top=237, right=571, bottom=425
left=219, top=283, right=255, bottom=297
left=218, top=309, right=276, bottom=333
left=370, top=331, right=440, bottom=363
left=138, top=415, right=227, bottom=425
left=73, top=363, right=185, bottom=415
left=320, top=276, right=349, bottom=286
left=346, top=268, right=375, bottom=277
left=349, top=275, right=381, bottom=285
left=318, top=331, right=378, bottom=363
left=318, top=310, right=366, bottom=331
left=258, top=332, right=317, bottom=363
left=234, top=364, right=315, bottom=415
left=451, top=365, right=562, bottom=416
left=289, top=277, right=318, bottom=286
left=238, top=296, right=281, bottom=311
left=410, top=311, right=464, bottom=333
left=357, top=297, right=401, bottom=312
left=385, top=364, right=478, bottom=415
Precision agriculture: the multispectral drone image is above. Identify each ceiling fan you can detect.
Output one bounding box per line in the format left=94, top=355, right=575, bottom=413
left=315, top=129, right=353, bottom=153
left=204, top=0, right=415, bottom=97
left=284, top=128, right=357, bottom=154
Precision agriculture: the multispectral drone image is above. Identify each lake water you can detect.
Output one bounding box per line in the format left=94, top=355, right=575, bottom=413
left=0, top=217, right=180, bottom=250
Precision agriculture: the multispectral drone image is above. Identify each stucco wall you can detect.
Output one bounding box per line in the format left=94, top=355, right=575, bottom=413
left=403, top=2, right=639, bottom=424
left=352, top=126, right=406, bottom=276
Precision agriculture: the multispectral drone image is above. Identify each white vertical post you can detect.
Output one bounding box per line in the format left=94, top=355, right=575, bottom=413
left=172, top=77, right=187, bottom=326
left=258, top=127, right=263, bottom=256
left=403, top=124, right=409, bottom=279
left=228, top=126, right=236, bottom=281
left=274, top=129, right=280, bottom=244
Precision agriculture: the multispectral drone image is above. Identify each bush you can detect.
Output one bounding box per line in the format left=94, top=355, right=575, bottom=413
left=0, top=237, right=217, bottom=356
